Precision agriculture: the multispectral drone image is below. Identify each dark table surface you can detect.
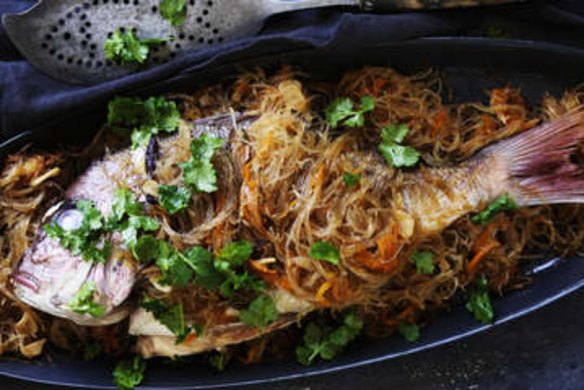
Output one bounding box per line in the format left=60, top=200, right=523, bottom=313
left=2, top=287, right=583, bottom=389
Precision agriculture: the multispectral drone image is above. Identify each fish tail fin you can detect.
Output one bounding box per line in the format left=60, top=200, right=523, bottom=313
left=487, top=105, right=584, bottom=206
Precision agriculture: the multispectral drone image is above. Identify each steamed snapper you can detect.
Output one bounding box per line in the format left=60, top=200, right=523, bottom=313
left=10, top=79, right=584, bottom=359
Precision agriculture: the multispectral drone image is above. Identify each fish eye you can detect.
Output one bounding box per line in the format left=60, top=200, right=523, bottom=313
left=55, top=208, right=84, bottom=231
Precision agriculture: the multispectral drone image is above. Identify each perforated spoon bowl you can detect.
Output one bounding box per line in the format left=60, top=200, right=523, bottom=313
left=2, top=0, right=522, bottom=85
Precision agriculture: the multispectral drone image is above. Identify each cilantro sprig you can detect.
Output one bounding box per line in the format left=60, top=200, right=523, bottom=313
left=412, top=251, right=435, bottom=275
left=343, top=172, right=360, bottom=187
left=179, top=134, right=225, bottom=193
left=325, top=96, right=375, bottom=128
left=397, top=322, right=420, bottom=342
left=113, top=355, right=146, bottom=390
left=107, top=96, right=181, bottom=149
left=295, top=311, right=363, bottom=365
left=158, top=185, right=191, bottom=215
left=44, top=200, right=112, bottom=263
left=44, top=187, right=160, bottom=264
left=141, top=296, right=196, bottom=343
left=471, top=193, right=517, bottom=225
left=309, top=241, right=340, bottom=265
left=239, top=294, right=279, bottom=329
left=160, top=0, right=187, bottom=26
left=379, top=123, right=420, bottom=168
left=68, top=282, right=106, bottom=317
left=466, top=276, right=494, bottom=324
left=104, top=29, right=169, bottom=66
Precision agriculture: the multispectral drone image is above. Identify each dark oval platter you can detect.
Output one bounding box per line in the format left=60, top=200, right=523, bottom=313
left=1, top=37, right=583, bottom=389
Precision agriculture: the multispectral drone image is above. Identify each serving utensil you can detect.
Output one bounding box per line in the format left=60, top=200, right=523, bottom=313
left=2, top=0, right=522, bottom=84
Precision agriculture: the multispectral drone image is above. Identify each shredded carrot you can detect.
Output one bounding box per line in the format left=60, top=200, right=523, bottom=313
left=430, top=108, right=448, bottom=138
left=466, top=223, right=501, bottom=278
left=315, top=280, right=332, bottom=305
left=354, top=249, right=397, bottom=273
left=180, top=332, right=198, bottom=345
left=385, top=304, right=416, bottom=326
left=377, top=223, right=399, bottom=260
left=248, top=260, right=292, bottom=292
left=372, top=77, right=389, bottom=96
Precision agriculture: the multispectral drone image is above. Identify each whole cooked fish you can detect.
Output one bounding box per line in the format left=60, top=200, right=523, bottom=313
left=11, top=94, right=584, bottom=354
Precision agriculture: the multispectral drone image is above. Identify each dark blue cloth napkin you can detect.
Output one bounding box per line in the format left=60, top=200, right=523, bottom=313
left=0, top=0, right=582, bottom=144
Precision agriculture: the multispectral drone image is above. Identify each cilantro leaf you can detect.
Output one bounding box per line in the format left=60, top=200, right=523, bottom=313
left=157, top=245, right=194, bottom=287
left=107, top=96, right=181, bottom=149
left=68, top=282, right=106, bottom=317
left=296, top=311, right=363, bottom=365
left=309, top=242, right=340, bottom=265
left=158, top=185, right=191, bottom=215
left=466, top=276, right=494, bottom=324
left=239, top=294, right=279, bottom=329
left=160, top=0, right=187, bottom=26
left=471, top=193, right=517, bottom=225
left=104, top=29, right=168, bottom=66
left=180, top=134, right=225, bottom=193
left=397, top=322, right=420, bottom=342
left=83, top=341, right=102, bottom=361
left=217, top=240, right=254, bottom=266
left=208, top=352, right=227, bottom=371
left=131, top=235, right=166, bottom=263
left=183, top=247, right=223, bottom=289
left=112, top=355, right=146, bottom=390
left=324, top=96, right=375, bottom=128
left=110, top=187, right=144, bottom=223
left=378, top=124, right=420, bottom=168
left=412, top=251, right=435, bottom=275
left=343, top=172, right=360, bottom=187
left=141, top=296, right=189, bottom=342
left=44, top=200, right=111, bottom=264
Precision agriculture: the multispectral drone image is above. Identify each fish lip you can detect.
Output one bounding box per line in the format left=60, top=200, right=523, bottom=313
left=12, top=270, right=40, bottom=293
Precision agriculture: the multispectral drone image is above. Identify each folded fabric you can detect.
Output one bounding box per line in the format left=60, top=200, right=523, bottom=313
left=0, top=0, right=582, bottom=144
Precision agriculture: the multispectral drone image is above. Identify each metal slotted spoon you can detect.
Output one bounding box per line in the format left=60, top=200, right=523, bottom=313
left=2, top=0, right=521, bottom=85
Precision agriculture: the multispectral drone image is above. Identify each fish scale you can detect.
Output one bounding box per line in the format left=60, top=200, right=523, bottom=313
left=1, top=0, right=522, bottom=84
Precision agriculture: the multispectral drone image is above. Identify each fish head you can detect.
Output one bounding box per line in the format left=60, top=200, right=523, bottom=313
left=12, top=202, right=137, bottom=326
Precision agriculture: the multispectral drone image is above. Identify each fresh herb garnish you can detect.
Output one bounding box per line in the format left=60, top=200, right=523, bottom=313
left=325, top=96, right=375, bottom=128
left=182, top=246, right=222, bottom=288
left=239, top=294, right=279, bottom=329
left=44, top=200, right=112, bottom=264
left=113, top=355, right=146, bottom=390
left=295, top=311, right=363, bottom=365
left=180, top=134, right=224, bottom=193
left=157, top=245, right=194, bottom=288
left=208, top=352, right=227, bottom=371
left=104, top=29, right=169, bottom=66
left=141, top=296, right=192, bottom=343
left=160, top=0, right=187, bottom=26
left=158, top=185, right=191, bottom=214
left=466, top=276, right=494, bottom=324
left=471, top=193, right=517, bottom=225
left=83, top=341, right=102, bottom=361
left=309, top=242, right=340, bottom=265
left=343, top=172, right=360, bottom=187
left=44, top=187, right=160, bottom=264
left=107, top=96, right=181, bottom=148
left=214, top=240, right=263, bottom=297
left=412, top=251, right=435, bottom=275
left=397, top=322, right=420, bottom=342
left=68, top=282, right=106, bottom=317
left=379, top=123, right=420, bottom=168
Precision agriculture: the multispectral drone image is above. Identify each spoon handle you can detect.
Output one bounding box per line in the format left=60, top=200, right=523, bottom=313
left=361, top=0, right=526, bottom=12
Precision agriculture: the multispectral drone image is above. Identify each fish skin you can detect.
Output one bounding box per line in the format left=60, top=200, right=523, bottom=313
left=11, top=114, right=245, bottom=326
